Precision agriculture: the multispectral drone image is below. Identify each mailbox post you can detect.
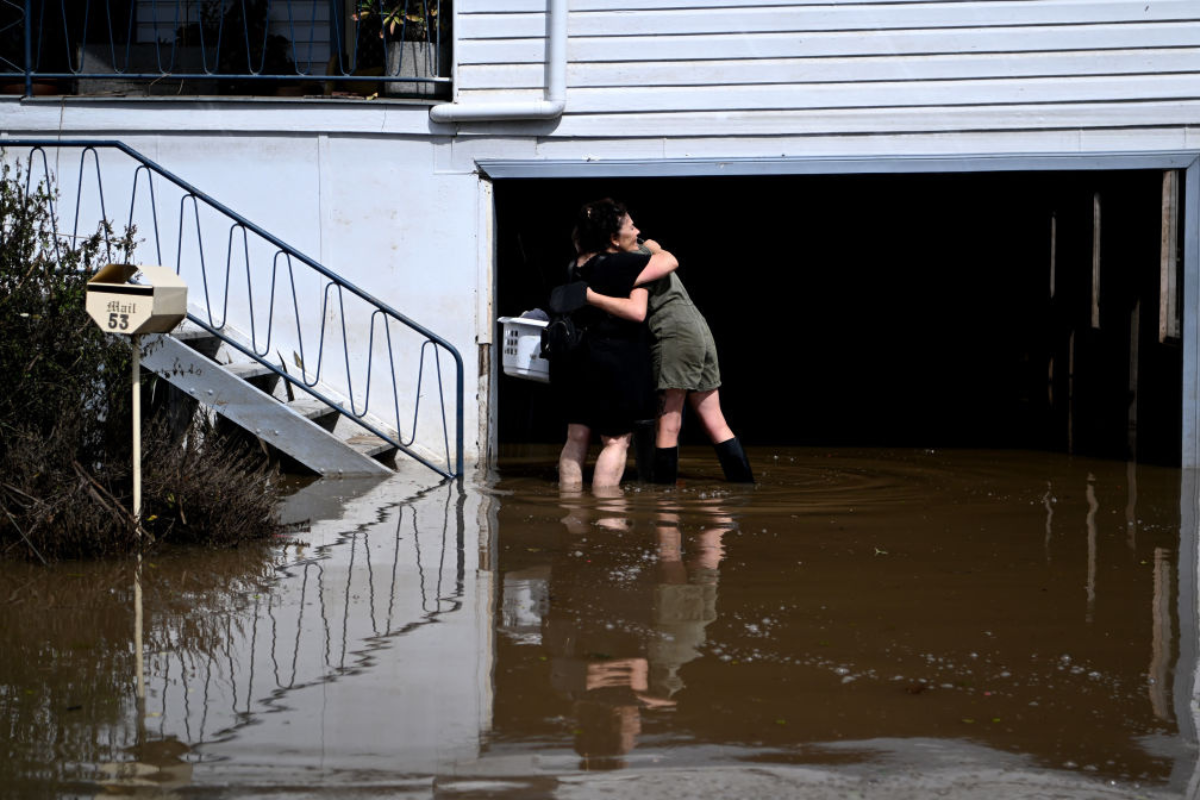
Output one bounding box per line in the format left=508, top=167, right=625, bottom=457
left=85, top=265, right=187, bottom=527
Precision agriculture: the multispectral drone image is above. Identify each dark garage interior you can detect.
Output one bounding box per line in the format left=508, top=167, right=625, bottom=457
left=493, top=170, right=1184, bottom=465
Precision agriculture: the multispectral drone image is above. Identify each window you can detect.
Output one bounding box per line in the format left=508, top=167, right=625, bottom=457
left=0, top=0, right=450, bottom=99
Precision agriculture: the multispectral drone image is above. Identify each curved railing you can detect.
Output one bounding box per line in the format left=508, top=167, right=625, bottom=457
left=6, top=139, right=464, bottom=479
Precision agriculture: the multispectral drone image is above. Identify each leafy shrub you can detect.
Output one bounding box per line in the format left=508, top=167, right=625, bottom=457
left=0, top=159, right=280, bottom=561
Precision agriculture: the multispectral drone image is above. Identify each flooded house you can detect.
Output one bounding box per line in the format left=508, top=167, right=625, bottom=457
left=0, top=0, right=1197, bottom=472
left=3, top=0, right=1200, bottom=795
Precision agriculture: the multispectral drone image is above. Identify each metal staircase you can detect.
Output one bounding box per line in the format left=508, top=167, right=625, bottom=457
left=6, top=141, right=463, bottom=479
left=144, top=323, right=394, bottom=476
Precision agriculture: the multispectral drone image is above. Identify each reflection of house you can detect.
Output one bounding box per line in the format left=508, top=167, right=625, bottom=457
left=3, top=0, right=1199, bottom=467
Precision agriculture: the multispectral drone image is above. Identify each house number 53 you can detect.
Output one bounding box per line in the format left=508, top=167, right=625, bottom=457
left=108, top=312, right=130, bottom=330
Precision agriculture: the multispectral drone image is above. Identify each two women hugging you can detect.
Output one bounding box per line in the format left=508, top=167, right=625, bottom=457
left=551, top=198, right=753, bottom=490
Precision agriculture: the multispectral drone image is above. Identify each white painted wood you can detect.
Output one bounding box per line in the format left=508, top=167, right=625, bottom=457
left=0, top=100, right=444, bottom=135
left=459, top=73, right=1200, bottom=113
left=1182, top=161, right=1200, bottom=469
left=8, top=96, right=1196, bottom=141
left=460, top=0, right=1076, bottom=10
left=449, top=0, right=1200, bottom=157
left=459, top=49, right=1200, bottom=91
left=451, top=99, right=1200, bottom=137
left=460, top=0, right=1199, bottom=39
left=457, top=23, right=1200, bottom=64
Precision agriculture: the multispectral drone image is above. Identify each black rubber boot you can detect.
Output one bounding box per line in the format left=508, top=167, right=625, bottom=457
left=633, top=419, right=657, bottom=482
left=714, top=437, right=754, bottom=483
left=653, top=446, right=678, bottom=485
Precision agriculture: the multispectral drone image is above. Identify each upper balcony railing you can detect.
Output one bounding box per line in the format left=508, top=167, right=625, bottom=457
left=0, top=0, right=449, bottom=99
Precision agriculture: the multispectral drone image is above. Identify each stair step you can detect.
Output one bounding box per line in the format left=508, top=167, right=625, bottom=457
left=346, top=435, right=396, bottom=459
left=171, top=322, right=222, bottom=358
left=225, top=361, right=277, bottom=381
left=172, top=322, right=218, bottom=342
left=143, top=333, right=391, bottom=476
left=290, top=395, right=343, bottom=429
left=287, top=398, right=340, bottom=421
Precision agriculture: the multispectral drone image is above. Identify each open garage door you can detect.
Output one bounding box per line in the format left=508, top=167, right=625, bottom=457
left=494, top=170, right=1184, bottom=465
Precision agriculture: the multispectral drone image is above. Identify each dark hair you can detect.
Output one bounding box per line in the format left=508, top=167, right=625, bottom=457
left=573, top=198, right=628, bottom=254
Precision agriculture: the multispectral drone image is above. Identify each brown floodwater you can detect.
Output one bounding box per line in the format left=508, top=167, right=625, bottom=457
left=1, top=446, right=1197, bottom=796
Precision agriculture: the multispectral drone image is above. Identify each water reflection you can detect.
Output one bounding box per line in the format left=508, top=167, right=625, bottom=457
left=0, top=476, right=480, bottom=794
left=1, top=448, right=1198, bottom=796
left=534, top=492, right=731, bottom=768
left=490, top=448, right=1198, bottom=791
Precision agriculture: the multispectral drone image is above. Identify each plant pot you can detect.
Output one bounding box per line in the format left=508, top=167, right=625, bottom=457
left=384, top=40, right=448, bottom=98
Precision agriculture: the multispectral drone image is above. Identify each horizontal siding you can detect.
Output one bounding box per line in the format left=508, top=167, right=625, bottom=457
left=456, top=99, right=1200, bottom=137
left=459, top=0, right=1180, bottom=11
left=458, top=23, right=1200, bottom=65
left=454, top=0, right=1200, bottom=142
left=459, top=49, right=1200, bottom=90
left=461, top=0, right=1199, bottom=39
left=459, top=73, right=1200, bottom=112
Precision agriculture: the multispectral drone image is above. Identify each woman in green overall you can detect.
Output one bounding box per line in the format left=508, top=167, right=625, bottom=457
left=587, top=240, right=754, bottom=485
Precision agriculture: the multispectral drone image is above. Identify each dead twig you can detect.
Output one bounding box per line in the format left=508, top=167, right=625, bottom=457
left=2, top=506, right=47, bottom=566
left=1, top=482, right=36, bottom=504
left=71, top=461, right=143, bottom=541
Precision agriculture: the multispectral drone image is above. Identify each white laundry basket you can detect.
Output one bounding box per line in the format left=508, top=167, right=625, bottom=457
left=498, top=316, right=550, bottom=383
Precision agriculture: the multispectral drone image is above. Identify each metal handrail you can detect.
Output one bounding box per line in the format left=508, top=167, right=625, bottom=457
left=6, top=139, right=464, bottom=479
left=1, top=0, right=449, bottom=98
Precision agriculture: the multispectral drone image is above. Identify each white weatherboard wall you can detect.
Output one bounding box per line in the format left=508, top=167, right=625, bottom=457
left=3, top=0, right=1200, bottom=468
left=451, top=0, right=1200, bottom=154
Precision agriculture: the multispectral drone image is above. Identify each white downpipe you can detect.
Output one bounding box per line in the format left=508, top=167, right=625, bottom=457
left=430, top=0, right=567, bottom=123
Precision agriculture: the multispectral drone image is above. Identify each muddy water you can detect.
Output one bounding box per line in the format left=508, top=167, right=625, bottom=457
left=0, top=447, right=1196, bottom=796
left=492, top=447, right=1195, bottom=786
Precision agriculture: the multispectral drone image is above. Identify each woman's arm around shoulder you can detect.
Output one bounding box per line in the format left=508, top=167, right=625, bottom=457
left=634, top=239, right=678, bottom=286
left=586, top=286, right=649, bottom=323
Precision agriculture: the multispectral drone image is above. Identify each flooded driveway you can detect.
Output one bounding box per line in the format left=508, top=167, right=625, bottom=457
left=2, top=448, right=1197, bottom=797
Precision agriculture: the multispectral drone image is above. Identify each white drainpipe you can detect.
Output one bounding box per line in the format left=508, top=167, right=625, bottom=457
left=430, top=0, right=567, bottom=123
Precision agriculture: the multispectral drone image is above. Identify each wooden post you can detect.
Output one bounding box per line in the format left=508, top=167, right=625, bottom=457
left=1049, top=212, right=1057, bottom=299
left=134, top=555, right=145, bottom=702
left=1068, top=329, right=1075, bottom=454
left=1092, top=192, right=1101, bottom=329
left=1129, top=301, right=1140, bottom=458
left=1160, top=170, right=1180, bottom=342
left=132, top=334, right=142, bottom=528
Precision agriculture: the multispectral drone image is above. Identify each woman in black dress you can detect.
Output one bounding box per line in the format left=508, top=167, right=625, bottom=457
left=556, top=199, right=678, bottom=489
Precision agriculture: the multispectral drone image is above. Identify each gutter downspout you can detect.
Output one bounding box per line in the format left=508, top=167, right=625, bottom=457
left=430, top=0, right=567, bottom=123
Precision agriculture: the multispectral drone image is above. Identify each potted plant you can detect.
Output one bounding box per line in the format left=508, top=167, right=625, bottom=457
left=352, top=0, right=447, bottom=98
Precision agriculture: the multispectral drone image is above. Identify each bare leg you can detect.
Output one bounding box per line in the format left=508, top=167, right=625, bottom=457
left=690, top=528, right=727, bottom=571
left=558, top=423, right=591, bottom=488
left=687, top=389, right=735, bottom=444
left=593, top=433, right=632, bottom=488
left=655, top=526, right=687, bottom=584
left=656, top=389, right=687, bottom=448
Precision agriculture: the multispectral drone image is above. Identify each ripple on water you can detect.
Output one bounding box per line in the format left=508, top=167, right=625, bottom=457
left=490, top=445, right=1188, bottom=788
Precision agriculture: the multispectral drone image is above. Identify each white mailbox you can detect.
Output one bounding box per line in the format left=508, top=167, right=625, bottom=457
left=85, top=264, right=187, bottom=335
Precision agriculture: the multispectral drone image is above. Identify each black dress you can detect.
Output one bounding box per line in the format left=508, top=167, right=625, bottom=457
left=550, top=251, right=654, bottom=437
